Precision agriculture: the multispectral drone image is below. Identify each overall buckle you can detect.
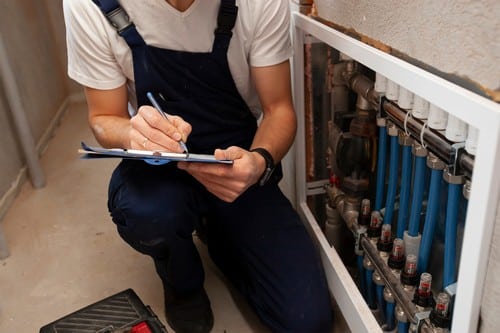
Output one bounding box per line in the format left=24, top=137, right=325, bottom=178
left=106, top=7, right=132, bottom=34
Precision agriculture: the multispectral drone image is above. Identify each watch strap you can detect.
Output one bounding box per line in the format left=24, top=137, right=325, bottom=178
left=250, top=148, right=275, bottom=186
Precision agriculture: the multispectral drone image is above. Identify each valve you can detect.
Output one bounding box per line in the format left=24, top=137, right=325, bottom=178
left=429, top=292, right=452, bottom=332
left=358, top=198, right=371, bottom=226
left=413, top=273, right=435, bottom=310
left=388, top=238, right=405, bottom=275
left=401, top=254, right=419, bottom=292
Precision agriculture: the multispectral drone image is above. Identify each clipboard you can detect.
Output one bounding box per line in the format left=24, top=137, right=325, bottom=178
left=78, top=142, right=233, bottom=165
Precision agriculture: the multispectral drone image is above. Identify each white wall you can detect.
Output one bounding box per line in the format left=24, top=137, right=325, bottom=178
left=315, top=0, right=500, bottom=100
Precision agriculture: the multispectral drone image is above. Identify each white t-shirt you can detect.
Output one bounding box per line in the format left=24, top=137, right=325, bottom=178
left=63, top=0, right=293, bottom=117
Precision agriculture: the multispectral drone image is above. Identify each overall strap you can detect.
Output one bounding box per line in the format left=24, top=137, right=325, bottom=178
left=91, top=0, right=145, bottom=47
left=213, top=0, right=238, bottom=56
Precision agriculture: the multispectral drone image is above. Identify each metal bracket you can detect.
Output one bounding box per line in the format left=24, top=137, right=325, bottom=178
left=445, top=282, right=458, bottom=297
left=448, top=142, right=466, bottom=174
left=306, top=179, right=330, bottom=196
left=415, top=311, right=432, bottom=332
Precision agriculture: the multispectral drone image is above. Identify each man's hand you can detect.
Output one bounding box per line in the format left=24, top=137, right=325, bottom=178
left=129, top=105, right=191, bottom=152
left=177, top=146, right=266, bottom=202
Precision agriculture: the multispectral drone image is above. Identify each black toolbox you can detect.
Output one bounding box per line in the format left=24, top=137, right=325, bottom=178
left=39, top=289, right=168, bottom=333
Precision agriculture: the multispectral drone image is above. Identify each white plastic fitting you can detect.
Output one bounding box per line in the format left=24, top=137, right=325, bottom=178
left=386, top=79, right=399, bottom=101
left=412, top=95, right=429, bottom=119
left=465, top=126, right=479, bottom=156
left=374, top=72, right=388, bottom=94
left=445, top=114, right=468, bottom=142
left=428, top=104, right=448, bottom=130
left=397, top=87, right=414, bottom=110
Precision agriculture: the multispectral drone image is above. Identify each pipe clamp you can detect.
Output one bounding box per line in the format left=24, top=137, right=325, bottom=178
left=412, top=143, right=428, bottom=157
left=443, top=169, right=464, bottom=184
left=387, top=122, right=399, bottom=136
left=426, top=153, right=445, bottom=170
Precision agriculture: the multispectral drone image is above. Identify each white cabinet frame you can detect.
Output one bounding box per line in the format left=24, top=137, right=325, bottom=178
left=291, top=11, right=500, bottom=333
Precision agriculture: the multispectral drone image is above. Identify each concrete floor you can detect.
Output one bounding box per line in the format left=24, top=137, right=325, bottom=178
left=0, top=102, right=349, bottom=333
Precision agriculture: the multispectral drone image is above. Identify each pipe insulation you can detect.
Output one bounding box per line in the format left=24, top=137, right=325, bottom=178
left=396, top=304, right=409, bottom=333
left=0, top=35, right=45, bottom=188
left=398, top=321, right=409, bottom=333
left=385, top=301, right=395, bottom=331
left=384, top=123, right=400, bottom=226
left=375, top=120, right=388, bottom=211
left=364, top=256, right=377, bottom=309
left=443, top=171, right=464, bottom=288
left=383, top=286, right=396, bottom=331
left=407, top=145, right=427, bottom=237
left=396, top=134, right=413, bottom=238
left=373, top=270, right=386, bottom=321
left=418, top=155, right=445, bottom=274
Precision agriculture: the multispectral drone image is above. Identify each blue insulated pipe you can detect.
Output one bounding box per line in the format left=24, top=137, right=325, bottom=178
left=418, top=165, right=444, bottom=274
left=384, top=134, right=400, bottom=225
left=357, top=255, right=367, bottom=298
left=385, top=301, right=396, bottom=331
left=365, top=268, right=376, bottom=309
left=408, top=153, right=427, bottom=236
left=444, top=181, right=462, bottom=287
left=398, top=321, right=409, bottom=333
left=396, top=144, right=413, bottom=238
left=375, top=125, right=388, bottom=211
left=376, top=284, right=385, bottom=321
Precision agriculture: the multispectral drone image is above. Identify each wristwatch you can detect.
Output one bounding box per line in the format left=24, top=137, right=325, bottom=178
left=250, top=148, right=275, bottom=186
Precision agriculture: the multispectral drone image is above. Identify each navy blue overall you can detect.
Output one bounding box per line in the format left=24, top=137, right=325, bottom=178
left=93, top=1, right=333, bottom=331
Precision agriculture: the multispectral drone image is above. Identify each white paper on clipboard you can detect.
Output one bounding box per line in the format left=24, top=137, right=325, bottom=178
left=78, top=142, right=233, bottom=165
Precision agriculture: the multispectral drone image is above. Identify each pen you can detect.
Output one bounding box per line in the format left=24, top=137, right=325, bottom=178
left=146, top=92, right=189, bottom=156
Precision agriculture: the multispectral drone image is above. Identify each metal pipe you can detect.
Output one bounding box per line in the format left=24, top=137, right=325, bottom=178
left=0, top=35, right=45, bottom=188
left=345, top=69, right=476, bottom=178
left=360, top=235, right=418, bottom=323
left=348, top=73, right=379, bottom=108
left=328, top=184, right=438, bottom=329
left=345, top=70, right=475, bottom=177
left=383, top=100, right=474, bottom=175
left=459, top=153, right=474, bottom=177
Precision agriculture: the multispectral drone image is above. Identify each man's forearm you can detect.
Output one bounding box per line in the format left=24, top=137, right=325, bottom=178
left=89, top=114, right=132, bottom=149
left=250, top=105, right=297, bottom=163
